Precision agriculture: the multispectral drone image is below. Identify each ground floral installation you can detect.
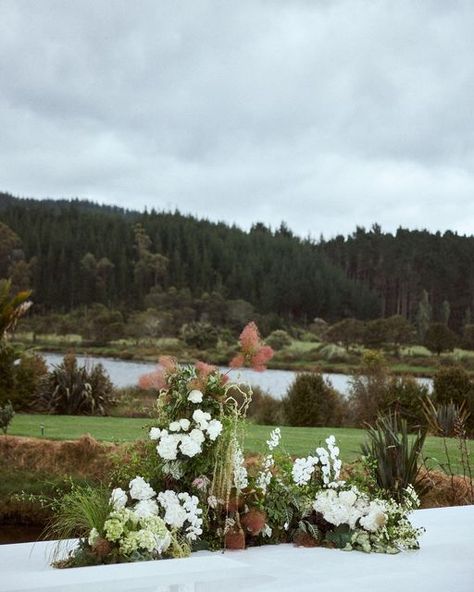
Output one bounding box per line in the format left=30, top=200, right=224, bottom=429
left=49, top=323, right=424, bottom=567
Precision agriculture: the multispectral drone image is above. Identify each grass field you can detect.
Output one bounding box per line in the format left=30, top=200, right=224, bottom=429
left=9, top=414, right=471, bottom=473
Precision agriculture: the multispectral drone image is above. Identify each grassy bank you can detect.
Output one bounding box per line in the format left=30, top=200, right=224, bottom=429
left=8, top=413, right=471, bottom=473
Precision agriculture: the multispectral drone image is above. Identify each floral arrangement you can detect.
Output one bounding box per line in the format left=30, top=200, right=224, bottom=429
left=50, top=322, right=424, bottom=567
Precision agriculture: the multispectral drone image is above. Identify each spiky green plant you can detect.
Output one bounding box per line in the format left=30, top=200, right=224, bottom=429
left=422, top=397, right=470, bottom=437
left=361, top=413, right=426, bottom=500
left=44, top=484, right=111, bottom=543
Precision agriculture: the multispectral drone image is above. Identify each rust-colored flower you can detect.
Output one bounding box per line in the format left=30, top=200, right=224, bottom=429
left=229, top=322, right=274, bottom=372
left=138, top=355, right=176, bottom=391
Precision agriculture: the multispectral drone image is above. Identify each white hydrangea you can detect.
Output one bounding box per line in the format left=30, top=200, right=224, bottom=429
left=110, top=487, right=128, bottom=510
left=179, top=435, right=202, bottom=457
left=206, top=419, right=223, bottom=441
left=157, top=490, right=203, bottom=541
left=149, top=427, right=162, bottom=440
left=359, top=501, right=387, bottom=532
left=129, top=476, right=156, bottom=501
left=88, top=527, right=100, bottom=547
left=134, top=498, right=159, bottom=519
left=188, top=389, right=203, bottom=404
left=156, top=433, right=180, bottom=460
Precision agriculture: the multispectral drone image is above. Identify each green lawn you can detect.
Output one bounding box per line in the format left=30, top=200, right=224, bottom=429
left=9, top=414, right=471, bottom=473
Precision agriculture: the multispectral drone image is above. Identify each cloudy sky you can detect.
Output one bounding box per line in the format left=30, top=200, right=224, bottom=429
left=1, top=1, right=473, bottom=238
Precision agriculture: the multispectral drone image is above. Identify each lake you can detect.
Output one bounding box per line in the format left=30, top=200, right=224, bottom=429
left=42, top=353, right=433, bottom=399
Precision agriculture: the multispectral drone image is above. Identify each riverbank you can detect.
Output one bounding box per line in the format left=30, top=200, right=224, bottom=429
left=15, top=336, right=468, bottom=379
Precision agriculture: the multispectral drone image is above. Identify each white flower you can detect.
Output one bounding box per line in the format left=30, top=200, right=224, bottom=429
left=134, top=498, right=159, bottom=519
left=169, top=421, right=181, bottom=432
left=232, top=441, right=248, bottom=490
left=158, top=490, right=203, bottom=541
left=262, top=524, right=272, bottom=538
left=206, top=419, right=223, bottom=441
left=192, top=408, right=211, bottom=428
left=149, top=427, right=161, bottom=440
left=189, top=428, right=205, bottom=444
left=359, top=501, right=387, bottom=532
left=110, top=487, right=128, bottom=510
left=179, top=435, right=202, bottom=457
left=266, top=427, right=281, bottom=451
left=179, top=418, right=191, bottom=431
left=326, top=435, right=336, bottom=447
left=207, top=495, right=218, bottom=509
left=156, top=433, right=180, bottom=460
left=188, top=389, right=203, bottom=404
left=292, top=456, right=318, bottom=486
left=129, top=476, right=156, bottom=501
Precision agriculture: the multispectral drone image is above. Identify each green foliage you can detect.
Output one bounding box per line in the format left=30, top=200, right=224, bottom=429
left=13, top=352, right=48, bottom=410
left=36, top=353, right=115, bottom=415
left=385, top=376, right=429, bottom=431
left=265, top=330, right=292, bottom=351
left=325, top=318, right=364, bottom=350
left=432, top=365, right=474, bottom=433
left=180, top=321, right=219, bottom=349
left=282, top=373, right=345, bottom=427
left=348, top=351, right=391, bottom=426
left=462, top=324, right=474, bottom=350
left=0, top=279, right=31, bottom=339
left=422, top=398, right=470, bottom=438
left=361, top=413, right=426, bottom=500
left=44, top=484, right=111, bottom=541
left=424, top=322, right=457, bottom=355
left=0, top=400, right=14, bottom=434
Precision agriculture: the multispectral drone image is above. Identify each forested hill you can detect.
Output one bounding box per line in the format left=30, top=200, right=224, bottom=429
left=321, top=225, right=474, bottom=330
left=0, top=193, right=378, bottom=321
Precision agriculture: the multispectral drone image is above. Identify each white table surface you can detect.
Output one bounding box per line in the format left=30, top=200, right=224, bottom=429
left=1, top=505, right=473, bottom=592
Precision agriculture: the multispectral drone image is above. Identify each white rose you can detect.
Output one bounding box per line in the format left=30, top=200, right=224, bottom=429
left=189, top=428, right=205, bottom=444
left=179, top=435, right=202, bottom=457
left=188, top=390, right=203, bottom=404
left=169, top=421, right=181, bottom=432
left=179, top=418, right=191, bottom=431
left=110, top=487, right=128, bottom=510
left=206, top=419, right=223, bottom=441
left=192, top=409, right=211, bottom=428
left=149, top=427, right=161, bottom=440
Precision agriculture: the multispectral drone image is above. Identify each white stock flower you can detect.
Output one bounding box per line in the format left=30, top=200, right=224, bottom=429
left=129, top=476, right=156, bottom=501
left=179, top=435, right=202, bottom=457
left=292, top=456, right=318, bottom=486
left=266, top=427, right=281, bottom=451
left=232, top=442, right=248, bottom=490
left=110, top=487, right=128, bottom=510
left=188, top=389, right=203, bottom=404
left=206, top=419, right=223, bottom=441
left=149, top=427, right=162, bottom=440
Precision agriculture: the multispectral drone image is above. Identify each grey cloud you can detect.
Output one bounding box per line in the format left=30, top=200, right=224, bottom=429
left=1, top=0, right=474, bottom=238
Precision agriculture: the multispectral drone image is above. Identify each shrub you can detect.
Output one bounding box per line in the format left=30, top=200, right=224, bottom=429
left=0, top=343, right=16, bottom=406
left=361, top=413, right=426, bottom=501
left=0, top=400, right=14, bottom=434
left=36, top=354, right=115, bottom=415
left=432, top=366, right=474, bottom=433
left=385, top=376, right=429, bottom=431
left=180, top=322, right=219, bottom=349
left=265, top=330, right=292, bottom=351
left=13, top=352, right=48, bottom=410
left=348, top=351, right=392, bottom=426
left=424, top=323, right=457, bottom=355
left=282, top=373, right=345, bottom=427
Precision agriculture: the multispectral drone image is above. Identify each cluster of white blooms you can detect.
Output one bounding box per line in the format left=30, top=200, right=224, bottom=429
left=157, top=490, right=203, bottom=541
left=292, top=455, right=319, bottom=486
left=313, top=486, right=387, bottom=532
left=150, top=397, right=223, bottom=463
left=256, top=428, right=281, bottom=493
left=232, top=441, right=248, bottom=490
left=292, top=435, right=343, bottom=487
left=98, top=476, right=203, bottom=557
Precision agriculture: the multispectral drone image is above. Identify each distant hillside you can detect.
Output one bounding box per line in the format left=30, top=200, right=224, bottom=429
left=0, top=192, right=379, bottom=321
left=321, top=224, right=474, bottom=330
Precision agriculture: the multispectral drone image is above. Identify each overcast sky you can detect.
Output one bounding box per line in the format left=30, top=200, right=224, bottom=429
left=1, top=1, right=473, bottom=238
